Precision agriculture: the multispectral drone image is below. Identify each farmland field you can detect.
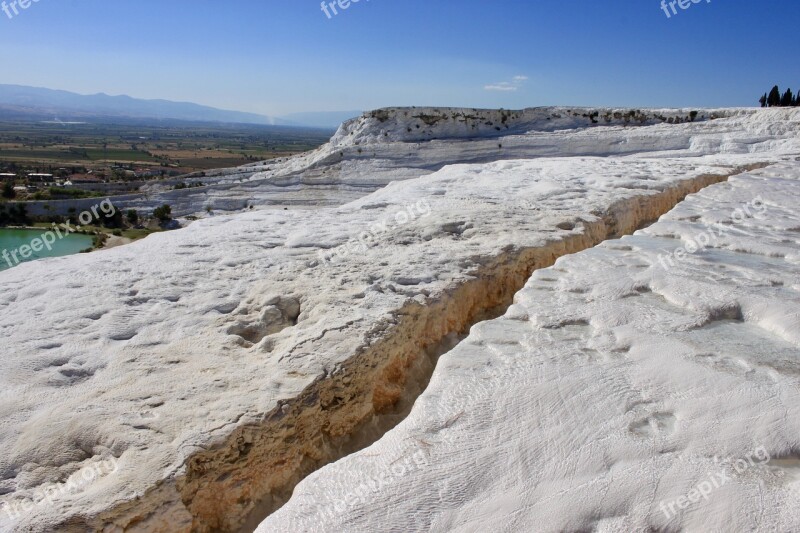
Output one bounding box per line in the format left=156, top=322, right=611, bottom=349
left=0, top=121, right=333, bottom=174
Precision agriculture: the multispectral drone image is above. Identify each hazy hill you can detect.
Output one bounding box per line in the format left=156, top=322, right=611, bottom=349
left=0, top=84, right=282, bottom=125
left=0, top=85, right=353, bottom=129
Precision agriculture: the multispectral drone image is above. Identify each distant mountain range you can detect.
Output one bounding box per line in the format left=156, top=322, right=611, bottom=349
left=0, top=85, right=360, bottom=129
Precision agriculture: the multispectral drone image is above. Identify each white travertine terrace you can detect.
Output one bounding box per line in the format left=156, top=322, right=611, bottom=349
left=0, top=108, right=798, bottom=532
left=38, top=106, right=790, bottom=217
left=260, top=162, right=800, bottom=533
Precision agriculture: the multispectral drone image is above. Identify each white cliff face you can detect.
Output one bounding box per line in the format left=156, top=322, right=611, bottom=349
left=0, top=108, right=798, bottom=532
left=328, top=106, right=734, bottom=146
left=259, top=162, right=800, bottom=533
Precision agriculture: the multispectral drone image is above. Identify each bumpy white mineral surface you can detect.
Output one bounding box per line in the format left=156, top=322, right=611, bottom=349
left=260, top=162, right=800, bottom=533
left=0, top=108, right=798, bottom=532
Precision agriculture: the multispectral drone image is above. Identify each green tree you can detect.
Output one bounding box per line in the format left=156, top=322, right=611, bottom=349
left=781, top=88, right=794, bottom=107
left=7, top=204, right=29, bottom=224
left=126, top=209, right=139, bottom=225
left=102, top=208, right=124, bottom=229
left=768, top=85, right=782, bottom=107
left=759, top=93, right=767, bottom=108
left=153, top=204, right=172, bottom=222
left=1, top=182, right=15, bottom=199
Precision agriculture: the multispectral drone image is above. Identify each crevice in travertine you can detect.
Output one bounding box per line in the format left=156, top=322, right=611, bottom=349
left=74, top=165, right=767, bottom=533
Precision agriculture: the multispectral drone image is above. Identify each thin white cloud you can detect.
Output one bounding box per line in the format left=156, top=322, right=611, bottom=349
left=484, top=75, right=528, bottom=92
left=484, top=83, right=518, bottom=92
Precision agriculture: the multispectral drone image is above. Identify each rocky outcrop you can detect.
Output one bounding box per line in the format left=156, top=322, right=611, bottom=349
left=330, top=106, right=742, bottom=146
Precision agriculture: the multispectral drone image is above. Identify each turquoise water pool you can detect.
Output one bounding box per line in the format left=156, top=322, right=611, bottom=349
left=0, top=228, right=95, bottom=271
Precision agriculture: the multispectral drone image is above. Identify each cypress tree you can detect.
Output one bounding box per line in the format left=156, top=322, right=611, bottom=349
left=781, top=88, right=794, bottom=107
left=759, top=93, right=767, bottom=107
left=768, top=85, right=782, bottom=107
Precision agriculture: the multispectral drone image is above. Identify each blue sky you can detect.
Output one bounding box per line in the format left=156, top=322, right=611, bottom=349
left=0, top=0, right=798, bottom=116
